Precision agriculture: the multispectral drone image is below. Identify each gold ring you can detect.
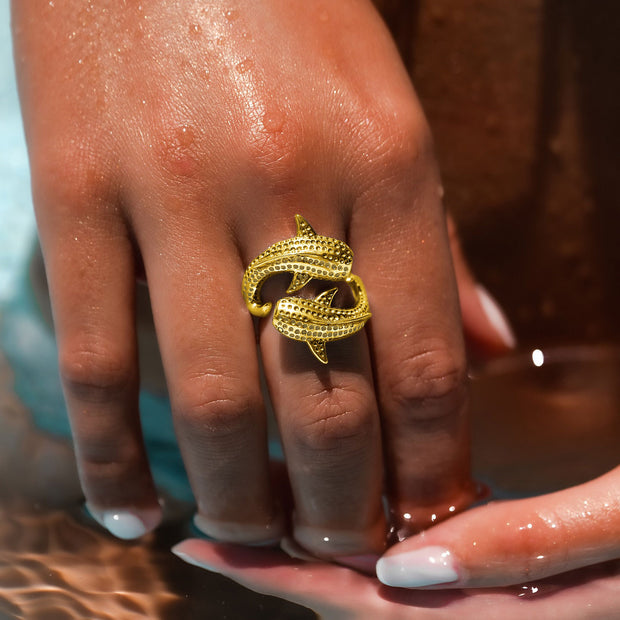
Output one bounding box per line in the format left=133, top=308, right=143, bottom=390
left=242, top=215, right=371, bottom=364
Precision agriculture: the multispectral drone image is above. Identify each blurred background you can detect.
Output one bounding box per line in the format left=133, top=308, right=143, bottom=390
left=377, top=0, right=620, bottom=347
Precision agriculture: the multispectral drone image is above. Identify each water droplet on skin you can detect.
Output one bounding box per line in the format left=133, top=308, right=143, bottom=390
left=225, top=9, right=239, bottom=22
left=262, top=109, right=285, bottom=133
left=176, top=125, right=195, bottom=148
left=189, top=23, right=202, bottom=36
left=236, top=59, right=253, bottom=73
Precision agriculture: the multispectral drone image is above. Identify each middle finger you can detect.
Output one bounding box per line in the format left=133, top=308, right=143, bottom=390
left=135, top=198, right=282, bottom=545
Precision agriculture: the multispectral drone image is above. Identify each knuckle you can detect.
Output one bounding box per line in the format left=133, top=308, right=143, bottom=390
left=151, top=121, right=202, bottom=182
left=32, top=134, right=113, bottom=209
left=244, top=116, right=305, bottom=195
left=386, top=341, right=467, bottom=420
left=363, top=106, right=435, bottom=175
left=294, top=385, right=376, bottom=452
left=59, top=340, right=134, bottom=404
left=173, top=372, right=257, bottom=437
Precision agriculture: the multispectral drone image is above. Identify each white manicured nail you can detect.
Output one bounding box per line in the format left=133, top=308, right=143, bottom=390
left=193, top=513, right=283, bottom=545
left=86, top=504, right=160, bottom=539
left=171, top=546, right=220, bottom=573
left=376, top=546, right=458, bottom=588
left=476, top=286, right=516, bottom=348
left=102, top=511, right=147, bottom=539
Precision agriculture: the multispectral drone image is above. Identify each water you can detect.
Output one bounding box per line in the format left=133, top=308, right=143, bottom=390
left=470, top=346, right=620, bottom=498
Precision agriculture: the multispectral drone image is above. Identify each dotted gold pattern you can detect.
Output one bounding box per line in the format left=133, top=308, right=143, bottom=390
left=242, top=215, right=371, bottom=363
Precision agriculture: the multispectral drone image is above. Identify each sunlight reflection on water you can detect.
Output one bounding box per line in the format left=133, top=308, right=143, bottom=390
left=0, top=349, right=313, bottom=620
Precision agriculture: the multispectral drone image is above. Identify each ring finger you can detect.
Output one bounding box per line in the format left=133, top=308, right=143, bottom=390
left=240, top=210, right=386, bottom=559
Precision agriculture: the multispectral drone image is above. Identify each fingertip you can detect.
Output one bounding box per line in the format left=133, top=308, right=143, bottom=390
left=192, top=511, right=285, bottom=546
left=474, top=286, right=516, bottom=350
left=379, top=471, right=620, bottom=589
left=292, top=512, right=387, bottom=560
left=376, top=545, right=460, bottom=588
left=447, top=215, right=516, bottom=356
left=172, top=540, right=223, bottom=573
left=458, top=282, right=516, bottom=357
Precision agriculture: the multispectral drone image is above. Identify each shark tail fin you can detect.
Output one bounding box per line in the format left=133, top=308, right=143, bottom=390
left=287, top=272, right=313, bottom=294
left=308, top=340, right=328, bottom=364
left=314, top=287, right=338, bottom=307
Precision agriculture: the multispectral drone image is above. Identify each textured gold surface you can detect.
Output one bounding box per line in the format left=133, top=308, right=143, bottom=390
left=242, top=215, right=371, bottom=363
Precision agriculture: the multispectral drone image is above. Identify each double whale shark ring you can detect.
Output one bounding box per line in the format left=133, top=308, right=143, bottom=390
left=242, top=215, right=371, bottom=364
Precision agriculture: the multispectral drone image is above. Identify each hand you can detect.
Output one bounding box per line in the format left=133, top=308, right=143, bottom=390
left=172, top=535, right=620, bottom=619
left=11, top=0, right=511, bottom=552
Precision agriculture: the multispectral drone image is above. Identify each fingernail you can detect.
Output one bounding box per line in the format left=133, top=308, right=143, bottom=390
left=86, top=504, right=161, bottom=540
left=376, top=546, right=459, bottom=588
left=293, top=514, right=387, bottom=558
left=334, top=554, right=379, bottom=574
left=171, top=545, right=220, bottom=574
left=193, top=513, right=283, bottom=546
left=476, top=286, right=516, bottom=349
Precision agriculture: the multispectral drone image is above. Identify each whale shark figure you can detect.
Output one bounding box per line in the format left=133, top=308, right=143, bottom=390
left=272, top=274, right=371, bottom=364
left=242, top=215, right=354, bottom=317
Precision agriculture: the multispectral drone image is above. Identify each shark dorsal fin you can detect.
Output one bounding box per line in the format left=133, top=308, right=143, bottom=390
left=308, top=340, right=328, bottom=364
left=295, top=214, right=317, bottom=238
left=287, top=272, right=313, bottom=294
left=315, top=287, right=338, bottom=308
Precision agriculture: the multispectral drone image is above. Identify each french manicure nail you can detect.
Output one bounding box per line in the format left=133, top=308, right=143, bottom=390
left=193, top=513, right=283, bottom=545
left=86, top=504, right=161, bottom=540
left=171, top=545, right=220, bottom=573
left=476, top=285, right=516, bottom=349
left=376, top=546, right=459, bottom=588
left=103, top=511, right=147, bottom=539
